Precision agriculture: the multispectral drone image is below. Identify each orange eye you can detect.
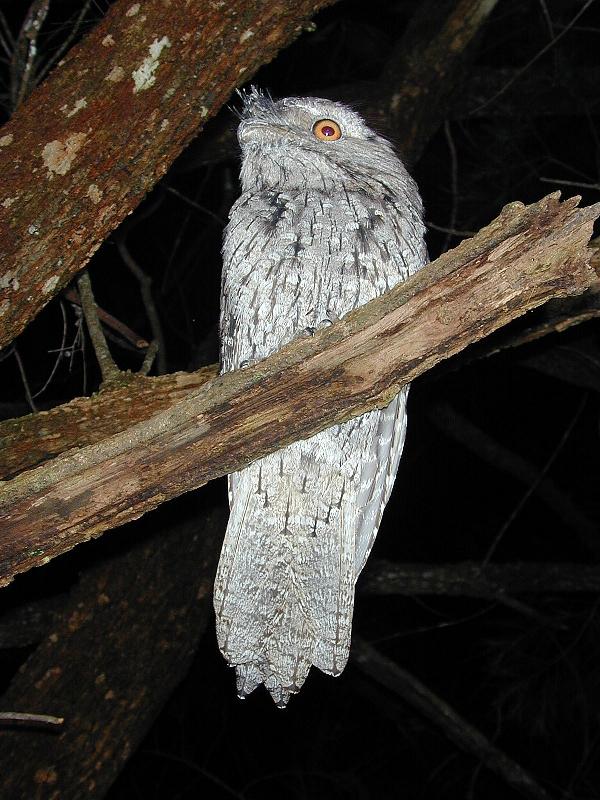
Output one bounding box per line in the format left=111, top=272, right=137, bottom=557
left=312, top=119, right=342, bottom=141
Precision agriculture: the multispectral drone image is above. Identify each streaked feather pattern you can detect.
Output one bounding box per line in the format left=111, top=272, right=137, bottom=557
left=214, top=88, right=427, bottom=706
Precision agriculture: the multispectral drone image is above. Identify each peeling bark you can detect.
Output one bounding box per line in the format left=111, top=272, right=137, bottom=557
left=0, top=367, right=217, bottom=479
left=0, top=0, right=337, bottom=350
left=0, top=193, right=597, bottom=588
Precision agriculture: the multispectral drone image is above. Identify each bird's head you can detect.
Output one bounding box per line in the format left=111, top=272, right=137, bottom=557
left=235, top=86, right=410, bottom=196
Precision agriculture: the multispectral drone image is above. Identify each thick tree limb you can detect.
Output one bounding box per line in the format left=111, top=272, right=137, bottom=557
left=361, top=560, right=600, bottom=597
left=0, top=0, right=336, bottom=350
left=0, top=193, right=597, bottom=587
left=0, top=507, right=226, bottom=800
left=0, top=367, right=217, bottom=480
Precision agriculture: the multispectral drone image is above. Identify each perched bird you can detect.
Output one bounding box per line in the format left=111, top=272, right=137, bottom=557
left=214, top=87, right=427, bottom=706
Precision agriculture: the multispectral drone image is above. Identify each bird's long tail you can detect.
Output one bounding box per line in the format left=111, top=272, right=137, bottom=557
left=213, top=446, right=356, bottom=707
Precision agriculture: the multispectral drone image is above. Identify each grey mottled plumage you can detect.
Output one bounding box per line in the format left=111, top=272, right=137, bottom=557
left=215, top=88, right=427, bottom=706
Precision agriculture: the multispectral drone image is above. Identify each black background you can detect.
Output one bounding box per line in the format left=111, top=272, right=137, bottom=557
left=1, top=1, right=600, bottom=798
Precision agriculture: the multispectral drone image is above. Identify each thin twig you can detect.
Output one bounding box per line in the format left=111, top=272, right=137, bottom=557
left=429, top=402, right=599, bottom=556
left=10, top=0, right=50, bottom=110
left=482, top=394, right=588, bottom=567
left=116, top=237, right=167, bottom=374
left=65, top=288, right=149, bottom=349
left=471, top=0, right=597, bottom=114
left=12, top=346, right=37, bottom=412
left=352, top=638, right=552, bottom=800
left=426, top=221, right=477, bottom=237
left=32, top=299, right=68, bottom=399
left=0, top=711, right=64, bottom=730
left=540, top=177, right=600, bottom=192
left=139, top=340, right=159, bottom=375
left=164, top=185, right=227, bottom=226
left=443, top=119, right=459, bottom=252
left=0, top=11, right=14, bottom=60
left=35, top=0, right=92, bottom=85
left=76, top=270, right=121, bottom=384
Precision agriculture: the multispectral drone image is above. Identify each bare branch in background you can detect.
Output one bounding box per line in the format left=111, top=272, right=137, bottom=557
left=64, top=287, right=149, bottom=350
left=361, top=560, right=600, bottom=597
left=352, top=638, right=551, bottom=800
left=116, top=236, right=167, bottom=374
left=9, top=0, right=50, bottom=110
left=12, top=346, right=37, bottom=413
left=76, top=270, right=121, bottom=385
left=0, top=711, right=64, bottom=730
left=429, top=401, right=599, bottom=556
left=34, top=0, right=93, bottom=85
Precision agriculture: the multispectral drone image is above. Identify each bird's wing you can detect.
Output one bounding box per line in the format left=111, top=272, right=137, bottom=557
left=214, top=432, right=358, bottom=707
left=352, top=389, right=409, bottom=577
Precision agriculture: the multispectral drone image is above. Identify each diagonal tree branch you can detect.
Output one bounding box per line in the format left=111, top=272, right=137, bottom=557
left=0, top=193, right=597, bottom=588
left=0, top=367, right=217, bottom=479
left=352, top=638, right=551, bottom=800
left=2, top=240, right=597, bottom=483
left=0, top=507, right=226, bottom=800
left=381, top=0, right=500, bottom=166
left=0, top=0, right=337, bottom=351
left=361, top=560, right=600, bottom=597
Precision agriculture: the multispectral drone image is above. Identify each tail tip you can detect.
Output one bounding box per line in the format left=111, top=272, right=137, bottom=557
left=233, top=662, right=299, bottom=708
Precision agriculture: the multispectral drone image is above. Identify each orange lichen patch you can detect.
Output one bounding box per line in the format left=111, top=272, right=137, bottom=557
left=34, top=666, right=62, bottom=690
left=105, top=66, right=125, bottom=83
left=87, top=184, right=103, bottom=204
left=34, top=768, right=58, bottom=785
left=42, top=133, right=87, bottom=177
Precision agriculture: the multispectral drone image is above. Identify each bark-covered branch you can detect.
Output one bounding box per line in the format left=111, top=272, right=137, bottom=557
left=0, top=193, right=597, bottom=588
left=361, top=560, right=600, bottom=597
left=0, top=0, right=509, bottom=481
left=0, top=0, right=336, bottom=350
left=0, top=507, right=226, bottom=800
left=0, top=367, right=217, bottom=479
left=381, top=0, right=500, bottom=165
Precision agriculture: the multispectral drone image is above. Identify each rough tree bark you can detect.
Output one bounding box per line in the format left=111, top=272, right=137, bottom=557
left=0, top=366, right=217, bottom=479
left=0, top=0, right=337, bottom=350
left=0, top=193, right=597, bottom=588
left=0, top=507, right=226, bottom=800
left=0, top=2, right=594, bottom=797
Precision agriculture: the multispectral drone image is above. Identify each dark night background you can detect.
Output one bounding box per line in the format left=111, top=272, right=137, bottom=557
left=1, top=0, right=600, bottom=798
